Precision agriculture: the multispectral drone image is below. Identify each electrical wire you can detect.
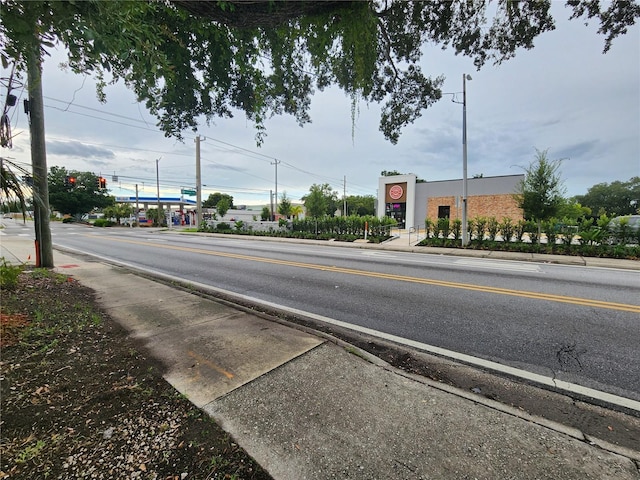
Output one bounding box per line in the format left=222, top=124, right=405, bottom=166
left=34, top=94, right=377, bottom=198
left=41, top=96, right=373, bottom=193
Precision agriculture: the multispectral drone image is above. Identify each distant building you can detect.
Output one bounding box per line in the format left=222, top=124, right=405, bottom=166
left=377, top=173, right=524, bottom=229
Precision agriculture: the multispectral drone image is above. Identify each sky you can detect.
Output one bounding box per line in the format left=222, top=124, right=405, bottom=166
left=1, top=3, right=639, bottom=208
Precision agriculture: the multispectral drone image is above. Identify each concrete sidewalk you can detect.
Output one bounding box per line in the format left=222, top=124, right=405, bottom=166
left=1, top=233, right=639, bottom=479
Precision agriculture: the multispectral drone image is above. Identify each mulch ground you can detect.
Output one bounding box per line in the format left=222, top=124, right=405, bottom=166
left=0, top=269, right=273, bottom=480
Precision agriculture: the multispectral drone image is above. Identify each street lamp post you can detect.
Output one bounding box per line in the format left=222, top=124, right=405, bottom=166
left=461, top=74, right=472, bottom=247
left=156, top=157, right=161, bottom=227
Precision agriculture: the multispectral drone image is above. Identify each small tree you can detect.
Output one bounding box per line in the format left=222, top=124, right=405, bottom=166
left=103, top=203, right=134, bottom=225
left=260, top=206, right=271, bottom=221
left=573, top=176, right=640, bottom=216
left=290, top=205, right=304, bottom=220
left=0, top=159, right=29, bottom=219
left=146, top=207, right=164, bottom=227
left=278, top=192, right=292, bottom=219
left=303, top=184, right=328, bottom=218
left=203, top=192, right=234, bottom=209
left=216, top=198, right=230, bottom=218
left=515, top=149, right=566, bottom=242
left=48, top=166, right=113, bottom=218
left=346, top=194, right=376, bottom=216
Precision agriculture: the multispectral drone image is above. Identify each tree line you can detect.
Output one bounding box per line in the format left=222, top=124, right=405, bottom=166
left=1, top=161, right=636, bottom=226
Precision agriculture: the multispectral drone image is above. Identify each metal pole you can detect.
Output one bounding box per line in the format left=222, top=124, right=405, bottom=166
left=270, top=189, right=274, bottom=220
left=195, top=135, right=202, bottom=228
left=156, top=157, right=161, bottom=227
left=272, top=159, right=280, bottom=220
left=343, top=175, right=347, bottom=216
left=461, top=74, right=470, bottom=247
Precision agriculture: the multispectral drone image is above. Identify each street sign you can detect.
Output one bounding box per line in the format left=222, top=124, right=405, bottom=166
left=181, top=189, right=196, bottom=195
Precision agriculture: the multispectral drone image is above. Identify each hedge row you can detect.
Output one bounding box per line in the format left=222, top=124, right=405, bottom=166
left=418, top=216, right=639, bottom=260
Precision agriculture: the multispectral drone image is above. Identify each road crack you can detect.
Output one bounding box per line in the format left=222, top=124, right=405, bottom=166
left=556, top=342, right=585, bottom=372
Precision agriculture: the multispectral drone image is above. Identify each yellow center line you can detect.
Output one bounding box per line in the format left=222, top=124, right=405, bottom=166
left=92, top=236, right=640, bottom=314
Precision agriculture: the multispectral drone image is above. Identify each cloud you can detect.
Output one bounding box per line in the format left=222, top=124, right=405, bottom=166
left=47, top=140, right=115, bottom=160
left=2, top=6, right=637, bottom=206
left=554, top=140, right=600, bottom=161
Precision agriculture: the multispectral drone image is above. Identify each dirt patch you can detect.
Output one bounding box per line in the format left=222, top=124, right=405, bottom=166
left=0, top=269, right=272, bottom=480
left=1, top=312, right=30, bottom=347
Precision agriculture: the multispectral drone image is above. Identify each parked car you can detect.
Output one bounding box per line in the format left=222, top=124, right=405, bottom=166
left=609, top=215, right=640, bottom=230
left=608, top=215, right=640, bottom=244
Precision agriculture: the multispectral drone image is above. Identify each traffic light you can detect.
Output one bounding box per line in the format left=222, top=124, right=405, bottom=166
left=98, top=177, right=107, bottom=189
left=64, top=176, right=76, bottom=187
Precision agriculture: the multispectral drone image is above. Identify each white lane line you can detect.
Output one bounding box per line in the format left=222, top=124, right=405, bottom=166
left=360, top=251, right=399, bottom=258
left=454, top=258, right=542, bottom=272
left=270, top=305, right=640, bottom=412
left=57, top=246, right=639, bottom=413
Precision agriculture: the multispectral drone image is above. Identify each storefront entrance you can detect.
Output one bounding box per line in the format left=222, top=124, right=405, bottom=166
left=386, top=202, right=406, bottom=228
left=384, top=182, right=408, bottom=229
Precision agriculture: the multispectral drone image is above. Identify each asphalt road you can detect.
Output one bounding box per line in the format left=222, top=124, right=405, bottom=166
left=6, top=221, right=640, bottom=405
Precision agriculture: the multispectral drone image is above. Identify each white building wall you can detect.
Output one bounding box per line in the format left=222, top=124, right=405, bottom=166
left=377, top=174, right=418, bottom=228
left=379, top=174, right=524, bottom=228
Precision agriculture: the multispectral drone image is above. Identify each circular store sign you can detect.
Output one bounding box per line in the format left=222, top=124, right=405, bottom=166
left=389, top=185, right=404, bottom=200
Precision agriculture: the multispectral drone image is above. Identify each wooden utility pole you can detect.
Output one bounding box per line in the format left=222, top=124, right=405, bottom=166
left=27, top=44, right=53, bottom=268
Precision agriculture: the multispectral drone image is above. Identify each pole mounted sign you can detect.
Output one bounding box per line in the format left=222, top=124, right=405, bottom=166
left=181, top=189, right=196, bottom=195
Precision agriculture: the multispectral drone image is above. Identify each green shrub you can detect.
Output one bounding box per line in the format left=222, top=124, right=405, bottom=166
left=487, top=217, right=499, bottom=242
left=578, top=227, right=605, bottom=246
left=526, top=221, right=539, bottom=244
left=424, top=219, right=435, bottom=239
left=452, top=219, right=462, bottom=241
left=93, top=218, right=113, bottom=227
left=500, top=218, right=514, bottom=243
left=436, top=217, right=451, bottom=239
left=558, top=219, right=578, bottom=246
left=543, top=218, right=559, bottom=247
left=472, top=216, right=488, bottom=242
left=514, top=220, right=527, bottom=242
left=0, top=258, right=23, bottom=290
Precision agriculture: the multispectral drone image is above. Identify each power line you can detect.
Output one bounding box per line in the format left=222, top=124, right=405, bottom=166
left=46, top=135, right=194, bottom=158
left=44, top=95, right=154, bottom=125
left=37, top=97, right=376, bottom=197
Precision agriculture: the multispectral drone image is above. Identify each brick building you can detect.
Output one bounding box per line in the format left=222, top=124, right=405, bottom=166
left=377, top=173, right=524, bottom=229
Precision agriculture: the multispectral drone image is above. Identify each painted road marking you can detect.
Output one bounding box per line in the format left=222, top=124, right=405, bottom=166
left=454, top=258, right=542, bottom=272
left=60, top=245, right=640, bottom=412
left=261, top=301, right=640, bottom=413
left=360, top=251, right=399, bottom=258
left=85, top=235, right=640, bottom=314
